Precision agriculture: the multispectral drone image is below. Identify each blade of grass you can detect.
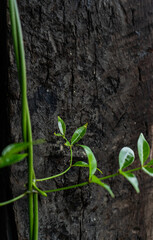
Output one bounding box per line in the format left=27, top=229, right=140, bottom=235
left=9, top=0, right=36, bottom=239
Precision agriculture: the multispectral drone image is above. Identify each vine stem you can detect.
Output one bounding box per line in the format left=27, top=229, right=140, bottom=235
left=99, top=166, right=142, bottom=181
left=36, top=145, right=73, bottom=182
left=45, top=182, right=88, bottom=193
left=33, top=183, right=47, bottom=197
left=9, top=0, right=37, bottom=239
left=0, top=192, right=27, bottom=207
left=36, top=166, right=71, bottom=182
left=33, top=193, right=38, bottom=240
left=45, top=166, right=143, bottom=193
left=70, top=146, right=73, bottom=166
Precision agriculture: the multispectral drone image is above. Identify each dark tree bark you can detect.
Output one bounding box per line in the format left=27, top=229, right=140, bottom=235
left=5, top=0, right=153, bottom=239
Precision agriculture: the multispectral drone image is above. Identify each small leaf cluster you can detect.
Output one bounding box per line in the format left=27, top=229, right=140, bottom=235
left=119, top=133, right=152, bottom=193
left=0, top=118, right=153, bottom=208
left=54, top=116, right=114, bottom=197
left=55, top=118, right=153, bottom=198
left=54, top=116, right=88, bottom=146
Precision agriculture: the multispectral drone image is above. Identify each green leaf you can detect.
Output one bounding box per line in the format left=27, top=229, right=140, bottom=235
left=79, top=145, right=97, bottom=179
left=91, top=175, right=114, bottom=198
left=71, top=123, right=88, bottom=145
left=97, top=168, right=103, bottom=175
left=73, top=161, right=89, bottom=167
left=54, top=133, right=63, bottom=137
left=58, top=116, right=66, bottom=135
left=146, top=159, right=153, bottom=166
left=119, top=147, right=135, bottom=170
left=120, top=171, right=140, bottom=193
left=2, top=142, right=29, bottom=157
left=142, top=167, right=153, bottom=177
left=64, top=141, right=71, bottom=147
left=0, top=153, right=27, bottom=168
left=137, top=133, right=150, bottom=166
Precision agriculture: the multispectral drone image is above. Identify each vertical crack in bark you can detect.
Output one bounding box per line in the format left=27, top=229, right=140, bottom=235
left=79, top=219, right=82, bottom=240
left=138, top=67, right=142, bottom=82
left=94, top=42, right=98, bottom=100
left=93, top=4, right=98, bottom=100
left=78, top=168, right=83, bottom=240
left=62, top=1, right=66, bottom=46
left=131, top=8, right=135, bottom=26
left=71, top=69, right=74, bottom=103
left=39, top=5, right=42, bottom=23
left=74, top=24, right=78, bottom=62
left=86, top=9, right=93, bottom=38
left=45, top=46, right=50, bottom=84
left=0, top=1, right=18, bottom=239
left=144, top=121, right=149, bottom=137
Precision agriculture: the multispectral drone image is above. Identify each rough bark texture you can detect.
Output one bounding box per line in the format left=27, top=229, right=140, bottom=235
left=6, top=0, right=153, bottom=239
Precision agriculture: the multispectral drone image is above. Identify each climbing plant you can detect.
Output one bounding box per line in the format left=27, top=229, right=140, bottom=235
left=0, top=0, right=153, bottom=239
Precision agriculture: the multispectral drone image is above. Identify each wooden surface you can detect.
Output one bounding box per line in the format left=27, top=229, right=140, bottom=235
left=5, top=0, right=153, bottom=239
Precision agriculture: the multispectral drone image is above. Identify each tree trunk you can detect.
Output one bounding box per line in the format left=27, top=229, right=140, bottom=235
left=5, top=0, right=153, bottom=239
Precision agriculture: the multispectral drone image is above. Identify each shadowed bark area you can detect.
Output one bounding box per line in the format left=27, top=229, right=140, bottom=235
left=8, top=0, right=153, bottom=239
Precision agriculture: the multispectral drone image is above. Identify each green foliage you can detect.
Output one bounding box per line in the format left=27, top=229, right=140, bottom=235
left=0, top=142, right=29, bottom=168
left=0, top=153, right=27, bottom=168
left=64, top=140, right=71, bottom=147
left=54, top=133, right=63, bottom=137
left=2, top=142, right=29, bottom=156
left=1, top=107, right=153, bottom=240
left=119, top=170, right=140, bottom=193
left=79, top=145, right=97, bottom=180
left=119, top=147, right=135, bottom=170
left=142, top=167, right=153, bottom=177
left=58, top=116, right=66, bottom=136
left=137, top=133, right=150, bottom=166
left=91, top=175, right=114, bottom=198
left=146, top=159, right=153, bottom=166
left=71, top=123, right=88, bottom=145
left=3, top=0, right=153, bottom=239
left=73, top=161, right=89, bottom=167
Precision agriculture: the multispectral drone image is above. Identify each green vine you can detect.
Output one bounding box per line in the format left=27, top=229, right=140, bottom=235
left=0, top=1, right=152, bottom=240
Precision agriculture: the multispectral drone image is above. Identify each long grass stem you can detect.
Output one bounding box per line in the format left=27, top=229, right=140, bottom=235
left=9, top=0, right=36, bottom=239
left=33, top=193, right=39, bottom=240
